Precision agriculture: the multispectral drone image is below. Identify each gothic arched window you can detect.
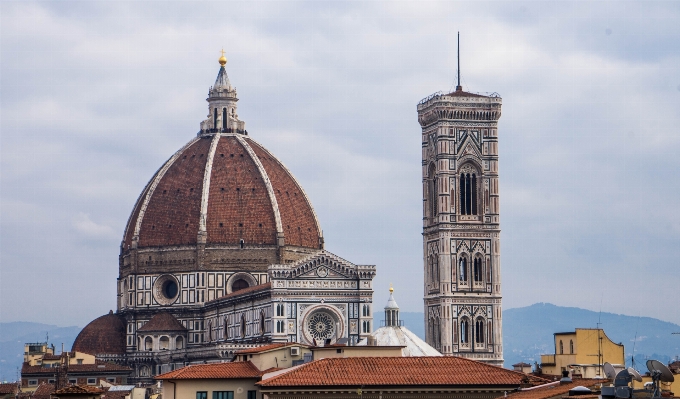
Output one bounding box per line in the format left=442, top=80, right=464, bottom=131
left=222, top=108, right=227, bottom=130
left=460, top=318, right=470, bottom=343
left=241, top=314, right=247, bottom=338
left=570, top=339, right=574, bottom=354
left=428, top=163, right=437, bottom=219
left=213, top=108, right=218, bottom=130
left=459, top=165, right=478, bottom=215
left=475, top=318, right=485, bottom=343
left=473, top=256, right=483, bottom=283
left=559, top=340, right=564, bottom=354
left=459, top=257, right=468, bottom=282
left=224, top=317, right=229, bottom=340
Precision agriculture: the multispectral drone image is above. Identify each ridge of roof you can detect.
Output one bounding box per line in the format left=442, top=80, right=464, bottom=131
left=208, top=282, right=272, bottom=303
left=55, top=385, right=105, bottom=395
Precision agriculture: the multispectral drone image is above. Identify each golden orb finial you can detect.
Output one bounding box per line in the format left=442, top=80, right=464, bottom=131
left=389, top=283, right=394, bottom=293
left=219, top=48, right=227, bottom=66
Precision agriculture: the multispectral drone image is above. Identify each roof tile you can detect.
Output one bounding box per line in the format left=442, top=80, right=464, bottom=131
left=259, top=357, right=550, bottom=387
left=155, top=361, right=261, bottom=380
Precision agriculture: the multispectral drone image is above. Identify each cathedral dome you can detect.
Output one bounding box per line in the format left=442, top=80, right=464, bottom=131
left=72, top=312, right=126, bottom=355
left=121, top=134, right=322, bottom=252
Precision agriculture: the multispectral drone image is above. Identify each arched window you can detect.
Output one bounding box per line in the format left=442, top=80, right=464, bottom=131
left=144, top=336, right=153, bottom=351
left=460, top=318, right=470, bottom=343
left=241, top=314, right=247, bottom=338
left=459, top=257, right=468, bottom=282
left=475, top=318, right=485, bottom=343
left=276, top=304, right=285, bottom=317
left=362, top=320, right=371, bottom=333
left=175, top=336, right=184, bottom=349
left=276, top=320, right=285, bottom=333
left=429, top=252, right=439, bottom=284
left=570, top=339, right=574, bottom=354
left=459, top=167, right=478, bottom=215
left=213, top=108, right=217, bottom=130
left=159, top=336, right=169, bottom=350
left=473, top=256, right=483, bottom=282
left=222, top=108, right=227, bottom=130
left=260, top=311, right=266, bottom=336
left=428, top=164, right=437, bottom=218
left=224, top=317, right=229, bottom=340
left=362, top=304, right=370, bottom=317
left=559, top=340, right=564, bottom=354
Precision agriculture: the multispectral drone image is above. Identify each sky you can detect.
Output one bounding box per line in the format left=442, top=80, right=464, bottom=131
left=1, top=1, right=679, bottom=328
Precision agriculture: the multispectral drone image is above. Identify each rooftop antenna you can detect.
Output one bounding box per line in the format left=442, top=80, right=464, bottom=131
left=456, top=32, right=462, bottom=92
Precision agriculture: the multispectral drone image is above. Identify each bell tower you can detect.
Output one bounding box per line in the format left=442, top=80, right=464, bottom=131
left=416, top=41, right=504, bottom=365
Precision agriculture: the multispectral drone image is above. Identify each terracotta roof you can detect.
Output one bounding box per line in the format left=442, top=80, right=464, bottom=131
left=32, top=383, right=55, bottom=399
left=495, top=379, right=603, bottom=399
left=123, top=135, right=322, bottom=250
left=235, top=342, right=305, bottom=355
left=72, top=313, right=126, bottom=355
left=0, top=383, right=19, bottom=395
left=138, top=312, right=187, bottom=332
left=259, top=357, right=550, bottom=387
left=209, top=282, right=272, bottom=303
left=513, top=362, right=532, bottom=367
left=155, top=361, right=261, bottom=380
left=22, top=362, right=132, bottom=375
left=102, top=390, right=131, bottom=399
left=54, top=385, right=105, bottom=395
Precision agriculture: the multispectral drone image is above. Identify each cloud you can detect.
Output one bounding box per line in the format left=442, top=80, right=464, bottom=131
left=72, top=213, right=117, bottom=240
left=1, top=1, right=679, bottom=326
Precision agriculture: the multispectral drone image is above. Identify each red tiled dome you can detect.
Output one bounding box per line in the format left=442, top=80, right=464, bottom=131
left=122, top=134, right=322, bottom=250
left=72, top=312, right=126, bottom=355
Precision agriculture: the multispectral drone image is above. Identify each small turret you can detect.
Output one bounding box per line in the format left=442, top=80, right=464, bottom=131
left=384, top=285, right=400, bottom=327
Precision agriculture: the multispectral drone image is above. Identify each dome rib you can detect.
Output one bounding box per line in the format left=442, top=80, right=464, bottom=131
left=198, top=133, right=222, bottom=239
left=247, top=138, right=322, bottom=247
left=236, top=135, right=283, bottom=235
left=129, top=136, right=201, bottom=245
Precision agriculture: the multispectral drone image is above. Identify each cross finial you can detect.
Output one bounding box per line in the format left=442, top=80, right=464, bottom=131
left=219, top=48, right=227, bottom=66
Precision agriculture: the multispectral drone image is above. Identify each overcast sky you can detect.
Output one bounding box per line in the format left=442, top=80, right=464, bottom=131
left=1, top=1, right=679, bottom=328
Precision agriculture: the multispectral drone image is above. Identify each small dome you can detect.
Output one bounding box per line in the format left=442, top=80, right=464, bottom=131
left=72, top=312, right=126, bottom=355
left=358, top=326, right=441, bottom=357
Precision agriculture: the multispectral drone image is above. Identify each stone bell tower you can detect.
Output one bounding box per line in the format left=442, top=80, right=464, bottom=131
left=416, top=70, right=504, bottom=366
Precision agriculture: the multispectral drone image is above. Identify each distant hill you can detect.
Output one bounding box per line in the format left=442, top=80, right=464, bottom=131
left=0, top=322, right=81, bottom=383
left=2, top=303, right=676, bottom=381
left=398, top=303, right=680, bottom=370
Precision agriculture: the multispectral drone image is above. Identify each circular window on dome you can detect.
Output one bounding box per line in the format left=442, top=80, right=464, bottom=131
left=153, top=275, right=179, bottom=306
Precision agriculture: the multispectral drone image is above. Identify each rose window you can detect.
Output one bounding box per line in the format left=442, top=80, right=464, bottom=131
left=306, top=312, right=335, bottom=340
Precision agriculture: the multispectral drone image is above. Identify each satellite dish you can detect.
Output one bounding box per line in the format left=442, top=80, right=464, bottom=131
left=614, top=369, right=632, bottom=387
left=628, top=367, right=643, bottom=382
left=604, top=362, right=617, bottom=380
left=647, top=360, right=675, bottom=383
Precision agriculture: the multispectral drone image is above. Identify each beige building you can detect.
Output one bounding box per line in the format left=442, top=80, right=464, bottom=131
left=539, top=328, right=624, bottom=378
left=156, top=362, right=262, bottom=399
left=20, top=341, right=131, bottom=391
